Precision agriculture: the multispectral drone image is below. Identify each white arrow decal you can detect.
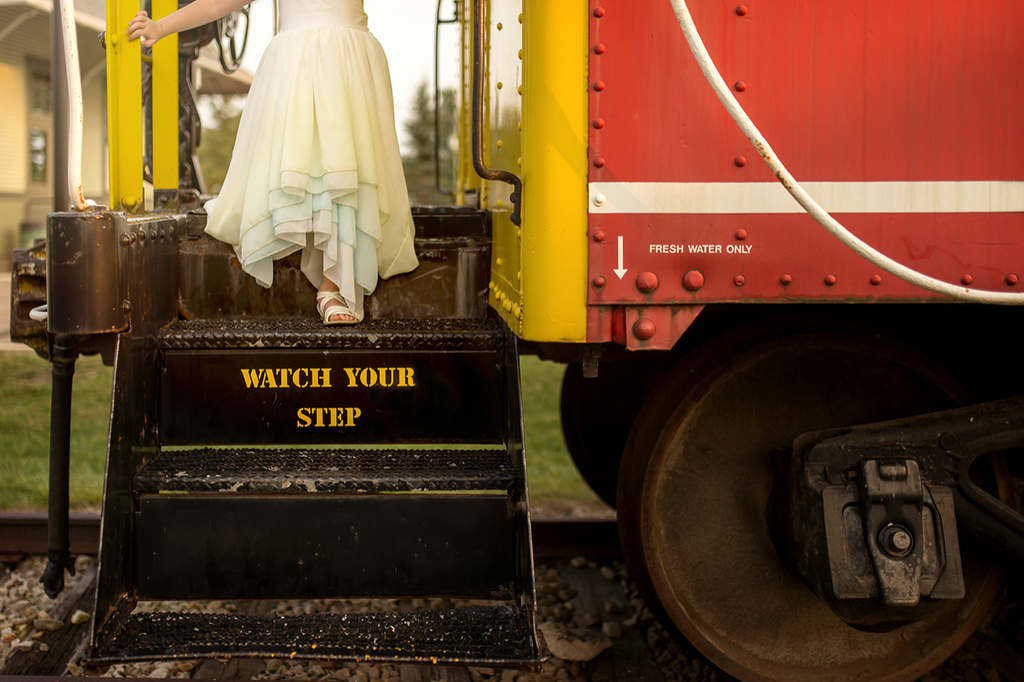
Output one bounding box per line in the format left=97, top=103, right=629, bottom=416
left=614, top=235, right=628, bottom=279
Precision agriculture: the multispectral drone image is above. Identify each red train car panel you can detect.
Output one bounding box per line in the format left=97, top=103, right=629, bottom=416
left=587, top=0, right=1024, bottom=309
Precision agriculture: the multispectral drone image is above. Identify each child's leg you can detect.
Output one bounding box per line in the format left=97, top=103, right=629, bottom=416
left=301, top=220, right=366, bottom=325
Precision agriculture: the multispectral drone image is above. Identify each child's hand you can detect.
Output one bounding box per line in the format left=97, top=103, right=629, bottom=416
left=127, top=11, right=164, bottom=47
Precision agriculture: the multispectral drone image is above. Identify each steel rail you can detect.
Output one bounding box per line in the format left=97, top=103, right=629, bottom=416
left=0, top=513, right=100, bottom=559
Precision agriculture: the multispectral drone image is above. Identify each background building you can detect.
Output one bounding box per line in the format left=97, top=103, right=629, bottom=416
left=0, top=0, right=251, bottom=268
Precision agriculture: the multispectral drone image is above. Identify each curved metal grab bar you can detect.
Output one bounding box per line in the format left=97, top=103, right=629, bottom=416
left=471, top=0, right=521, bottom=225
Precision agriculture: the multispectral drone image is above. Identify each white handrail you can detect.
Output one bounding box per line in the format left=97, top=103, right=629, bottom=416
left=667, top=0, right=1024, bottom=305
left=57, top=0, right=87, bottom=211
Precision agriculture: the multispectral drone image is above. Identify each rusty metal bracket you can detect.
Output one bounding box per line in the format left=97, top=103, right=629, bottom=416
left=46, top=211, right=130, bottom=336
left=855, top=460, right=963, bottom=607
left=803, top=395, right=1024, bottom=563
left=772, top=394, right=1023, bottom=630
left=9, top=240, right=49, bottom=359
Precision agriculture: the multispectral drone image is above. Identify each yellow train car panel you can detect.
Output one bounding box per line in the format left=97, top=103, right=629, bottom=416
left=484, top=0, right=524, bottom=332
left=520, top=0, right=588, bottom=342
left=457, top=0, right=483, bottom=206
left=478, top=0, right=589, bottom=342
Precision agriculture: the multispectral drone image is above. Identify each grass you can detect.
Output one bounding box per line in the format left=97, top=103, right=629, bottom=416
left=0, top=352, right=112, bottom=511
left=520, top=356, right=608, bottom=512
left=0, top=351, right=607, bottom=514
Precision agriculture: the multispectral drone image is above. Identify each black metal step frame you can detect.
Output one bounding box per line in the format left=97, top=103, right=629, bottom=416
left=85, top=209, right=541, bottom=666
left=87, top=214, right=181, bottom=659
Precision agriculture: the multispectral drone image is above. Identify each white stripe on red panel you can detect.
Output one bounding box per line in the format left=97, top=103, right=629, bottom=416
left=588, top=182, right=1024, bottom=215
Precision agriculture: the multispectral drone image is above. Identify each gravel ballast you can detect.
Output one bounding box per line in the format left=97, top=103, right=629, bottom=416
left=2, top=555, right=1019, bottom=682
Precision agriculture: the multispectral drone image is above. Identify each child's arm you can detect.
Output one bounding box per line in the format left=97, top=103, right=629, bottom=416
left=127, top=0, right=252, bottom=47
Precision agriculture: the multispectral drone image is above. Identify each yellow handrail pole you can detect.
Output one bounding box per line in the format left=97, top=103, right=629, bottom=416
left=105, top=0, right=143, bottom=211
left=152, top=0, right=179, bottom=198
left=457, top=0, right=482, bottom=205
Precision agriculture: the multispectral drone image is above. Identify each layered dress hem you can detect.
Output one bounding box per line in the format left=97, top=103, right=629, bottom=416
left=204, top=2, right=419, bottom=318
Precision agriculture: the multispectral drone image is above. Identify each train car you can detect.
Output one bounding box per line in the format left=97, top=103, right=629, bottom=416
left=9, top=1, right=1024, bottom=680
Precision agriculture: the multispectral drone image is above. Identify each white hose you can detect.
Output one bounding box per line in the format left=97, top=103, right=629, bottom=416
left=29, top=305, right=49, bottom=322
left=667, top=0, right=1024, bottom=305
left=58, top=0, right=87, bottom=211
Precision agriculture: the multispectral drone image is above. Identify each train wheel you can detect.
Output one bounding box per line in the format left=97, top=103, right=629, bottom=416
left=617, top=331, right=1004, bottom=682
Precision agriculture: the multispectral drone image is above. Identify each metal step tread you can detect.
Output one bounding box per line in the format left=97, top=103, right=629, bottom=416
left=158, top=317, right=505, bottom=350
left=85, top=606, right=543, bottom=666
left=134, top=447, right=516, bottom=493
left=410, top=205, right=491, bottom=240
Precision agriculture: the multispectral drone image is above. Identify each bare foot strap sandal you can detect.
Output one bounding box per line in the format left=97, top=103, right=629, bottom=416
left=316, top=291, right=362, bottom=325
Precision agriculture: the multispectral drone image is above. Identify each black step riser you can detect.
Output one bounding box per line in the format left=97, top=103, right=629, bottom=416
left=177, top=207, right=491, bottom=321
left=160, top=350, right=505, bottom=446
left=133, top=495, right=516, bottom=601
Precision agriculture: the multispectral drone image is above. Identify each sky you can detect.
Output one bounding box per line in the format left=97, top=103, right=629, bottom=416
left=233, top=0, right=461, bottom=155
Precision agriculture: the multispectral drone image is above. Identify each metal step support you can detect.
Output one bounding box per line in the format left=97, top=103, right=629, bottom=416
left=63, top=206, right=541, bottom=666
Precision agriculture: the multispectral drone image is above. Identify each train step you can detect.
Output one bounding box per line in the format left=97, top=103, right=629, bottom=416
left=156, top=318, right=509, bottom=447
left=177, top=206, right=491, bottom=321
left=86, top=606, right=541, bottom=666
left=86, top=307, right=541, bottom=665
left=156, top=316, right=506, bottom=350
left=133, top=447, right=515, bottom=493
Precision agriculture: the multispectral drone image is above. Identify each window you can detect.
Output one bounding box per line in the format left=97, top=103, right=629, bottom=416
left=29, top=128, right=47, bottom=183
left=28, top=61, right=51, bottom=114
left=27, top=60, right=52, bottom=187
left=32, top=76, right=51, bottom=114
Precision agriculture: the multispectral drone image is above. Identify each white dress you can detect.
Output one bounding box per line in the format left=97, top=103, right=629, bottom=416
left=205, top=0, right=419, bottom=320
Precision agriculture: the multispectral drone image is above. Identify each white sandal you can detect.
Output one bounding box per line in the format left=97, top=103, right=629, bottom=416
left=316, top=291, right=361, bottom=326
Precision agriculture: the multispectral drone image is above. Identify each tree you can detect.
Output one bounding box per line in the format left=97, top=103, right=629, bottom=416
left=197, top=95, right=244, bottom=194
left=402, top=81, right=457, bottom=206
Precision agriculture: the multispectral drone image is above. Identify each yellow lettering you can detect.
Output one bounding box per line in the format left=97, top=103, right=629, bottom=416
left=359, top=367, right=378, bottom=388
left=379, top=367, right=396, bottom=387
left=246, top=368, right=340, bottom=388
left=240, top=369, right=263, bottom=388
left=344, top=367, right=359, bottom=388
left=399, top=367, right=416, bottom=388
left=296, top=406, right=361, bottom=427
